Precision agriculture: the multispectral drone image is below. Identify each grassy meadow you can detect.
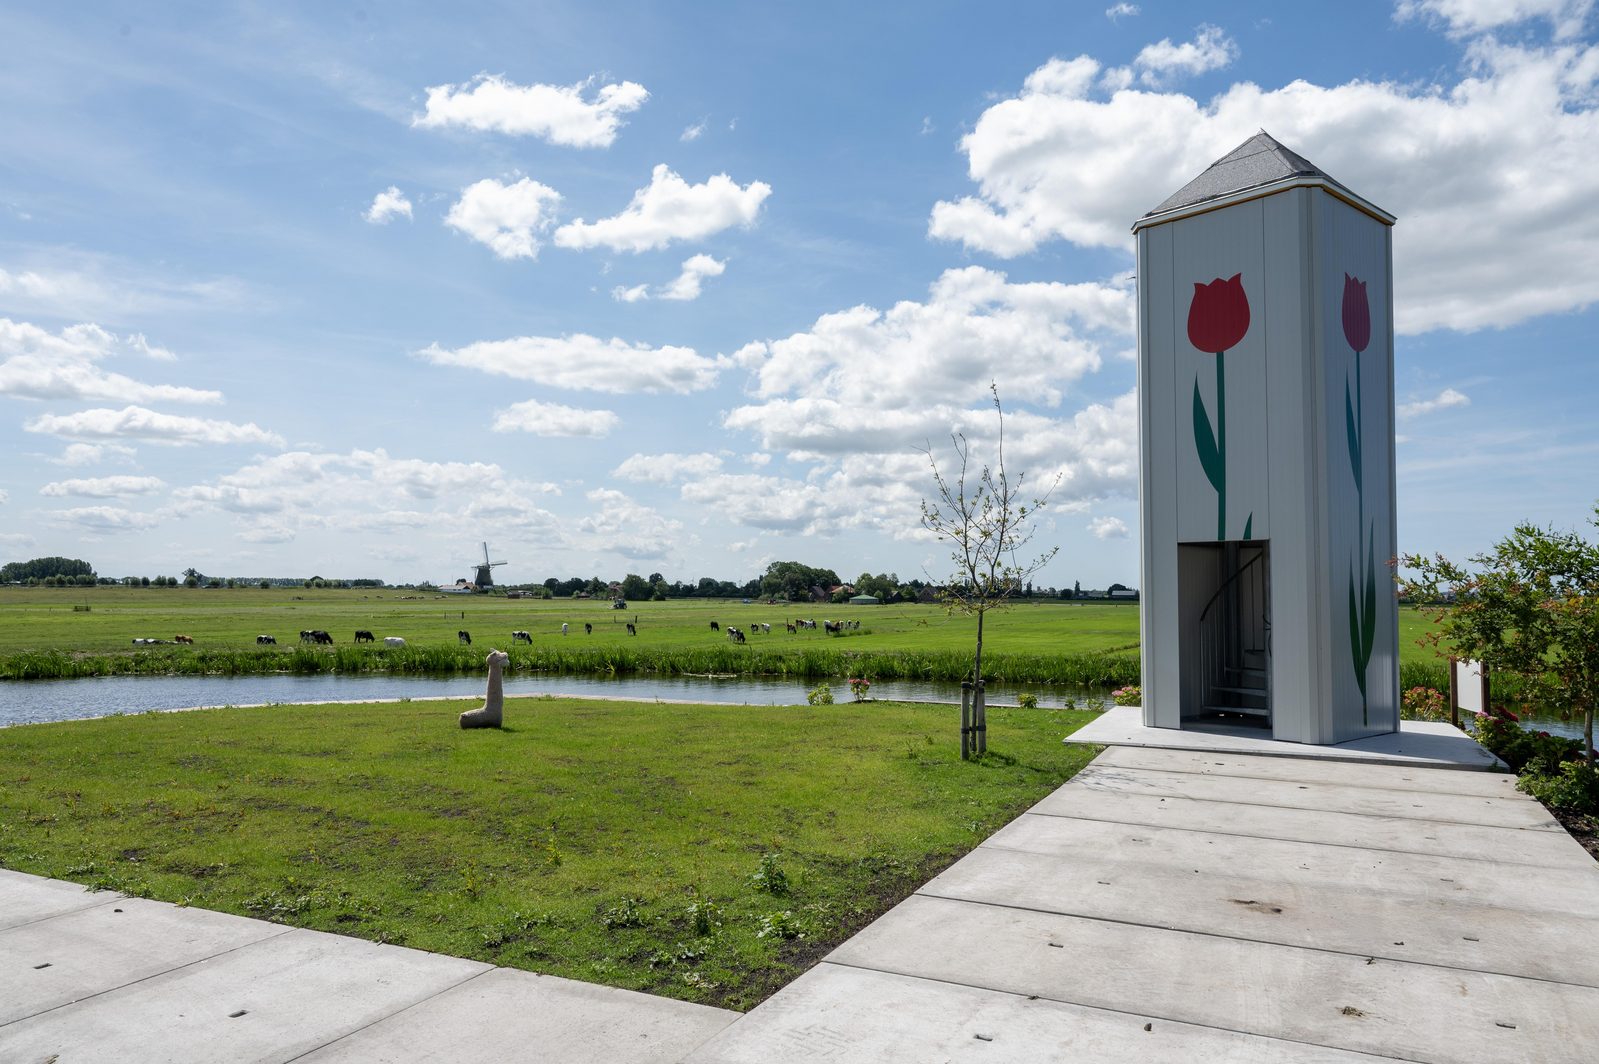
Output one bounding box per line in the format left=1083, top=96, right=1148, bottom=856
left=0, top=696, right=1101, bottom=1009
left=0, top=584, right=1454, bottom=686
left=0, top=585, right=1145, bottom=684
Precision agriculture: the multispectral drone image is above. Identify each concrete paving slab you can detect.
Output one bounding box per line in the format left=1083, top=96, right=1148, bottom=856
left=986, top=811, right=1599, bottom=918
left=1068, top=706, right=1503, bottom=769
left=687, top=963, right=1397, bottom=1064
left=1066, top=762, right=1561, bottom=830
left=299, top=967, right=736, bottom=1064
left=0, top=867, right=114, bottom=930
left=1095, top=745, right=1522, bottom=798
left=925, top=836, right=1599, bottom=986
left=1028, top=785, right=1594, bottom=868
left=0, top=895, right=288, bottom=1025
left=828, top=894, right=1599, bottom=1064
left=0, top=926, right=490, bottom=1063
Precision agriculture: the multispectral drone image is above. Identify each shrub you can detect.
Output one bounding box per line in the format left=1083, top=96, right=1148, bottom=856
left=847, top=677, right=871, bottom=701
left=1518, top=761, right=1599, bottom=817
left=807, top=683, right=834, bottom=705
left=1401, top=685, right=1448, bottom=722
left=1111, top=685, right=1141, bottom=707
left=1017, top=692, right=1039, bottom=709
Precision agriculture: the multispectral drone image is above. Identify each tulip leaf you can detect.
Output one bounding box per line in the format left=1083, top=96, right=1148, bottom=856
left=1192, top=376, right=1223, bottom=495
left=1242, top=513, right=1253, bottom=541
left=1345, top=380, right=1362, bottom=495
left=1348, top=566, right=1366, bottom=700
left=1362, top=526, right=1378, bottom=668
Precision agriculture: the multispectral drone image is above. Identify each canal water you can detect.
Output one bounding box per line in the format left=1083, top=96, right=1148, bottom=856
left=0, top=673, right=1111, bottom=729
left=1, top=673, right=1582, bottom=741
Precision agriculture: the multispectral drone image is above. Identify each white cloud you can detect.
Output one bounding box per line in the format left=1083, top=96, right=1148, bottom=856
left=0, top=259, right=251, bottom=323
left=413, top=73, right=649, bottom=148
left=366, top=186, right=413, bottom=224
left=659, top=254, right=726, bottom=301
left=929, top=39, right=1599, bottom=333
left=554, top=165, right=771, bottom=253
left=725, top=266, right=1133, bottom=452
left=1396, top=0, right=1593, bottom=38
left=418, top=333, right=723, bottom=394
left=0, top=318, right=220, bottom=404
left=1119, top=25, right=1238, bottom=87
left=1105, top=2, right=1140, bottom=18
left=125, top=333, right=177, bottom=361
left=1398, top=387, right=1471, bottom=418
left=39, top=475, right=165, bottom=498
left=492, top=398, right=620, bottom=437
left=1089, top=515, right=1131, bottom=539
left=614, top=254, right=727, bottom=303
left=578, top=488, right=685, bottom=559
left=612, top=452, right=724, bottom=483
left=681, top=119, right=707, bottom=142
left=52, top=443, right=135, bottom=466
left=24, top=406, right=284, bottom=447
left=445, top=177, right=562, bottom=260
left=46, top=505, right=160, bottom=533
left=0, top=489, right=8, bottom=503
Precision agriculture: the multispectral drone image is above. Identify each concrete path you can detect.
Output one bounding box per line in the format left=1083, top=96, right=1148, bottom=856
left=0, top=868, right=735, bottom=1063
left=688, top=740, right=1599, bottom=1063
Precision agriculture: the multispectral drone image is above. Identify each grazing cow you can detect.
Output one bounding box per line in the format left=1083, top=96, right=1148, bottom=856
left=584, top=623, right=592, bottom=635
left=512, top=630, right=532, bottom=644
left=384, top=636, right=405, bottom=648
left=256, top=635, right=276, bottom=645
left=710, top=621, right=719, bottom=631
left=458, top=630, right=472, bottom=645
left=312, top=630, right=333, bottom=645
left=824, top=620, right=842, bottom=634
left=626, top=622, right=636, bottom=636
left=173, top=634, right=194, bottom=644
left=726, top=627, right=746, bottom=644
left=354, top=630, right=375, bottom=643
left=761, top=623, right=771, bottom=634
left=786, top=623, right=796, bottom=634
left=299, top=629, right=314, bottom=643
left=561, top=623, right=569, bottom=636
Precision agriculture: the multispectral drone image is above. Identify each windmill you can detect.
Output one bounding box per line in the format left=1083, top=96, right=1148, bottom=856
left=471, top=542, right=507, bottom=588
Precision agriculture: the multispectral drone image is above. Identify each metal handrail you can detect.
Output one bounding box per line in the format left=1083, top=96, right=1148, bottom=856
left=1197, top=545, right=1266, bottom=625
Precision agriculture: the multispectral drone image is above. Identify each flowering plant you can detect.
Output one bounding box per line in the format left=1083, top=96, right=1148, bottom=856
left=1111, top=685, right=1141, bottom=707
left=847, top=677, right=871, bottom=701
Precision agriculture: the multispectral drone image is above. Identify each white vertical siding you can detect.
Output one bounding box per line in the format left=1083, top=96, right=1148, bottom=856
left=1140, top=223, right=1182, bottom=728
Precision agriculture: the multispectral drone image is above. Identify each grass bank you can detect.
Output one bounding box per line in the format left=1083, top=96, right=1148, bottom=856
left=0, top=697, right=1100, bottom=1009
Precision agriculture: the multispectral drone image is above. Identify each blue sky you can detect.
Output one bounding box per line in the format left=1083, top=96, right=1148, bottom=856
left=1, top=1, right=1595, bottom=588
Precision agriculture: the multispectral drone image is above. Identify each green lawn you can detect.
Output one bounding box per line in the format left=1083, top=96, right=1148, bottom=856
left=0, top=696, right=1100, bottom=1009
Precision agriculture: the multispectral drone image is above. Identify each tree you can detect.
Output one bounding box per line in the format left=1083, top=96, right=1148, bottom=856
left=619, top=573, right=652, bottom=600
left=1, top=556, right=95, bottom=583
left=921, top=383, right=1060, bottom=751
left=1401, top=504, right=1599, bottom=761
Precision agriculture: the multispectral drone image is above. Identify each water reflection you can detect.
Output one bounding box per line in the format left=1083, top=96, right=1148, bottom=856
left=0, top=673, right=1111, bottom=728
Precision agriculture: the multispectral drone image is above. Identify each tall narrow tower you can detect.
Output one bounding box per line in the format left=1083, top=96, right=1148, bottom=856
left=1133, top=133, right=1399, bottom=744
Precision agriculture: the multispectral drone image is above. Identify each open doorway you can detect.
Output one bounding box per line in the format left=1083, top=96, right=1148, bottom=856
left=1177, top=541, right=1271, bottom=732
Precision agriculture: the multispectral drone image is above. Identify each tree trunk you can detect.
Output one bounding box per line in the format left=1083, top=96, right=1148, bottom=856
left=973, top=608, right=985, bottom=688
left=1586, top=706, right=1594, bottom=764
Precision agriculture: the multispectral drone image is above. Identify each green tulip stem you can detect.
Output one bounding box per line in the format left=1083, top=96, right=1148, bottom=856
left=1216, top=350, right=1227, bottom=542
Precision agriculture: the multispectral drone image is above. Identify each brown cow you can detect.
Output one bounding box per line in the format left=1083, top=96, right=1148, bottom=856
left=174, top=634, right=194, bottom=644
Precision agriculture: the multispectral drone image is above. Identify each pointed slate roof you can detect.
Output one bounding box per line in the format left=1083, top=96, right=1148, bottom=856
left=1136, top=131, right=1393, bottom=228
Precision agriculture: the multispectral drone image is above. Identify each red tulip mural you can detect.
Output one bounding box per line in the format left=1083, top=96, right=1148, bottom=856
left=1188, top=274, right=1251, bottom=541
left=1343, top=273, right=1376, bottom=724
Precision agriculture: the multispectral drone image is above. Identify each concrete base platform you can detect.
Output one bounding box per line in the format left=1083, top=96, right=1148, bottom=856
left=688, top=742, right=1599, bottom=1063
left=1067, top=705, right=1504, bottom=769
left=0, top=873, right=735, bottom=1063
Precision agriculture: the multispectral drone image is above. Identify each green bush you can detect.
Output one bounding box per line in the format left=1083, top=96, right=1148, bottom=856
left=1017, top=692, right=1039, bottom=709
left=1517, top=761, right=1599, bottom=817
left=806, top=683, right=834, bottom=705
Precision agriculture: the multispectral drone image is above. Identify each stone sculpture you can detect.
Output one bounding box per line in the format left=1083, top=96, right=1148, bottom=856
left=459, top=648, right=508, bottom=729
